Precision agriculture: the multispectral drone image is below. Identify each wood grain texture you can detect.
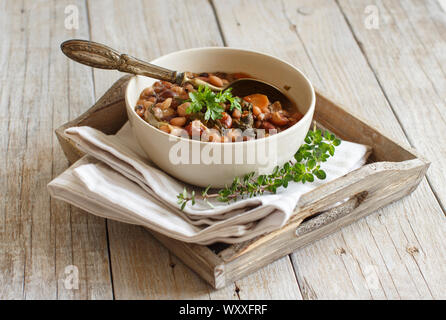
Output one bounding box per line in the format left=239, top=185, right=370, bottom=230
left=86, top=0, right=302, bottom=299
left=0, top=0, right=112, bottom=299
left=213, top=0, right=446, bottom=299
left=336, top=0, right=446, bottom=216
left=2, top=0, right=445, bottom=300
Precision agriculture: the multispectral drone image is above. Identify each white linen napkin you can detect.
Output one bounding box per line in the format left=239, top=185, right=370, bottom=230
left=48, top=123, right=371, bottom=244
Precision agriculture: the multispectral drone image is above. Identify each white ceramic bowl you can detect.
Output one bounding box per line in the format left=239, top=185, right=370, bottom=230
left=125, top=47, right=315, bottom=187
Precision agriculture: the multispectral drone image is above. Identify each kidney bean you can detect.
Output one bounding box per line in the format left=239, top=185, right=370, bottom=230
left=232, top=108, right=241, bottom=119
left=271, top=111, right=289, bottom=126
left=152, top=107, right=163, bottom=119
left=162, top=107, right=175, bottom=118
left=226, top=128, right=243, bottom=142
left=169, top=126, right=188, bottom=137
left=208, top=75, right=223, bottom=87
left=177, top=102, right=190, bottom=117
left=158, top=89, right=176, bottom=102
left=161, top=81, right=172, bottom=89
left=202, top=129, right=221, bottom=142
left=135, top=105, right=145, bottom=117
left=185, top=120, right=207, bottom=138
left=252, top=105, right=262, bottom=117
left=171, top=85, right=184, bottom=95
left=270, top=101, right=283, bottom=112
left=159, top=125, right=170, bottom=133
left=218, top=112, right=232, bottom=129
left=261, top=121, right=276, bottom=130
left=184, top=83, right=195, bottom=92
left=141, top=87, right=154, bottom=98
left=170, top=117, right=186, bottom=127
left=153, top=81, right=165, bottom=93
left=156, top=97, right=172, bottom=110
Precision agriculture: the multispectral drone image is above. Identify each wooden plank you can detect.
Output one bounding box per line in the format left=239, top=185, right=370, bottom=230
left=86, top=0, right=302, bottom=299
left=213, top=0, right=446, bottom=299
left=336, top=0, right=446, bottom=299
left=0, top=0, right=113, bottom=299
left=336, top=0, right=446, bottom=214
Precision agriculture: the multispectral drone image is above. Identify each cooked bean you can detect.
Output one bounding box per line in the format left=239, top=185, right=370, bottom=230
left=186, top=120, right=206, bottom=138
left=252, top=105, right=262, bottom=116
left=271, top=111, right=289, bottom=126
left=170, top=117, right=186, bottom=127
left=203, top=129, right=221, bottom=142
left=162, top=107, right=175, bottom=118
left=152, top=107, right=163, bottom=119
left=135, top=105, right=145, bottom=117
left=218, top=112, right=232, bottom=129
left=261, top=121, right=276, bottom=130
left=153, top=81, right=164, bottom=93
left=179, top=92, right=189, bottom=100
left=177, top=102, right=190, bottom=117
left=156, top=97, right=172, bottom=110
left=142, top=87, right=154, bottom=98
left=158, top=89, right=176, bottom=102
left=170, top=126, right=188, bottom=137
left=143, top=100, right=154, bottom=109
left=161, top=81, right=172, bottom=89
left=270, top=101, right=283, bottom=112
left=232, top=108, right=241, bottom=119
left=226, top=128, right=243, bottom=142
left=208, top=75, right=223, bottom=87
left=184, top=83, right=195, bottom=92
left=159, top=125, right=170, bottom=133
left=254, top=120, right=262, bottom=128
left=171, top=85, right=184, bottom=95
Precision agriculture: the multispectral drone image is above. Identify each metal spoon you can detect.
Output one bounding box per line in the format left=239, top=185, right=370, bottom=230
left=60, top=39, right=293, bottom=107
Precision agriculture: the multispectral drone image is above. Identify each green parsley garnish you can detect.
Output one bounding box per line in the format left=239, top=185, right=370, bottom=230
left=186, top=85, right=242, bottom=121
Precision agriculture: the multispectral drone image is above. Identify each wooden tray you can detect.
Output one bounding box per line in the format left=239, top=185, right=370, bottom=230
left=56, top=75, right=429, bottom=289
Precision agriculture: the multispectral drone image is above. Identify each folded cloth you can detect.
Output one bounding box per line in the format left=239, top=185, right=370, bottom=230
left=48, top=123, right=371, bottom=244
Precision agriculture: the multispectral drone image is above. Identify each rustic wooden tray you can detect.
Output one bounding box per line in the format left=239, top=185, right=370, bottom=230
left=56, top=75, right=429, bottom=289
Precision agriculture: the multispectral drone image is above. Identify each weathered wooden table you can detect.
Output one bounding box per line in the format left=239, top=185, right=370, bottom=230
left=1, top=0, right=445, bottom=299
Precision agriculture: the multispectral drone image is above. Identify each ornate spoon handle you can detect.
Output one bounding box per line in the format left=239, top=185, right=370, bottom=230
left=60, top=39, right=184, bottom=84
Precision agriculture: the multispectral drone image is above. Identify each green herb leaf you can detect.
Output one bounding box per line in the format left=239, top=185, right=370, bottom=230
left=186, top=85, right=241, bottom=121
left=177, top=128, right=341, bottom=209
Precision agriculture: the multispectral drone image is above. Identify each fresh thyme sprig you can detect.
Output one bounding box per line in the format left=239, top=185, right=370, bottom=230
left=176, top=128, right=341, bottom=210
left=186, top=85, right=242, bottom=121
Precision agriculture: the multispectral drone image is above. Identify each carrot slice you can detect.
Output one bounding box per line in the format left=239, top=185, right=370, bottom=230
left=243, top=94, right=269, bottom=112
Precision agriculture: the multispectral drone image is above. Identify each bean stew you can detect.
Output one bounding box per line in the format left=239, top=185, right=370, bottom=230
left=134, top=72, right=303, bottom=142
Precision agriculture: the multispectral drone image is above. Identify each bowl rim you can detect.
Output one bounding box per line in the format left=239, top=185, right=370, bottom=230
left=125, top=46, right=316, bottom=146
